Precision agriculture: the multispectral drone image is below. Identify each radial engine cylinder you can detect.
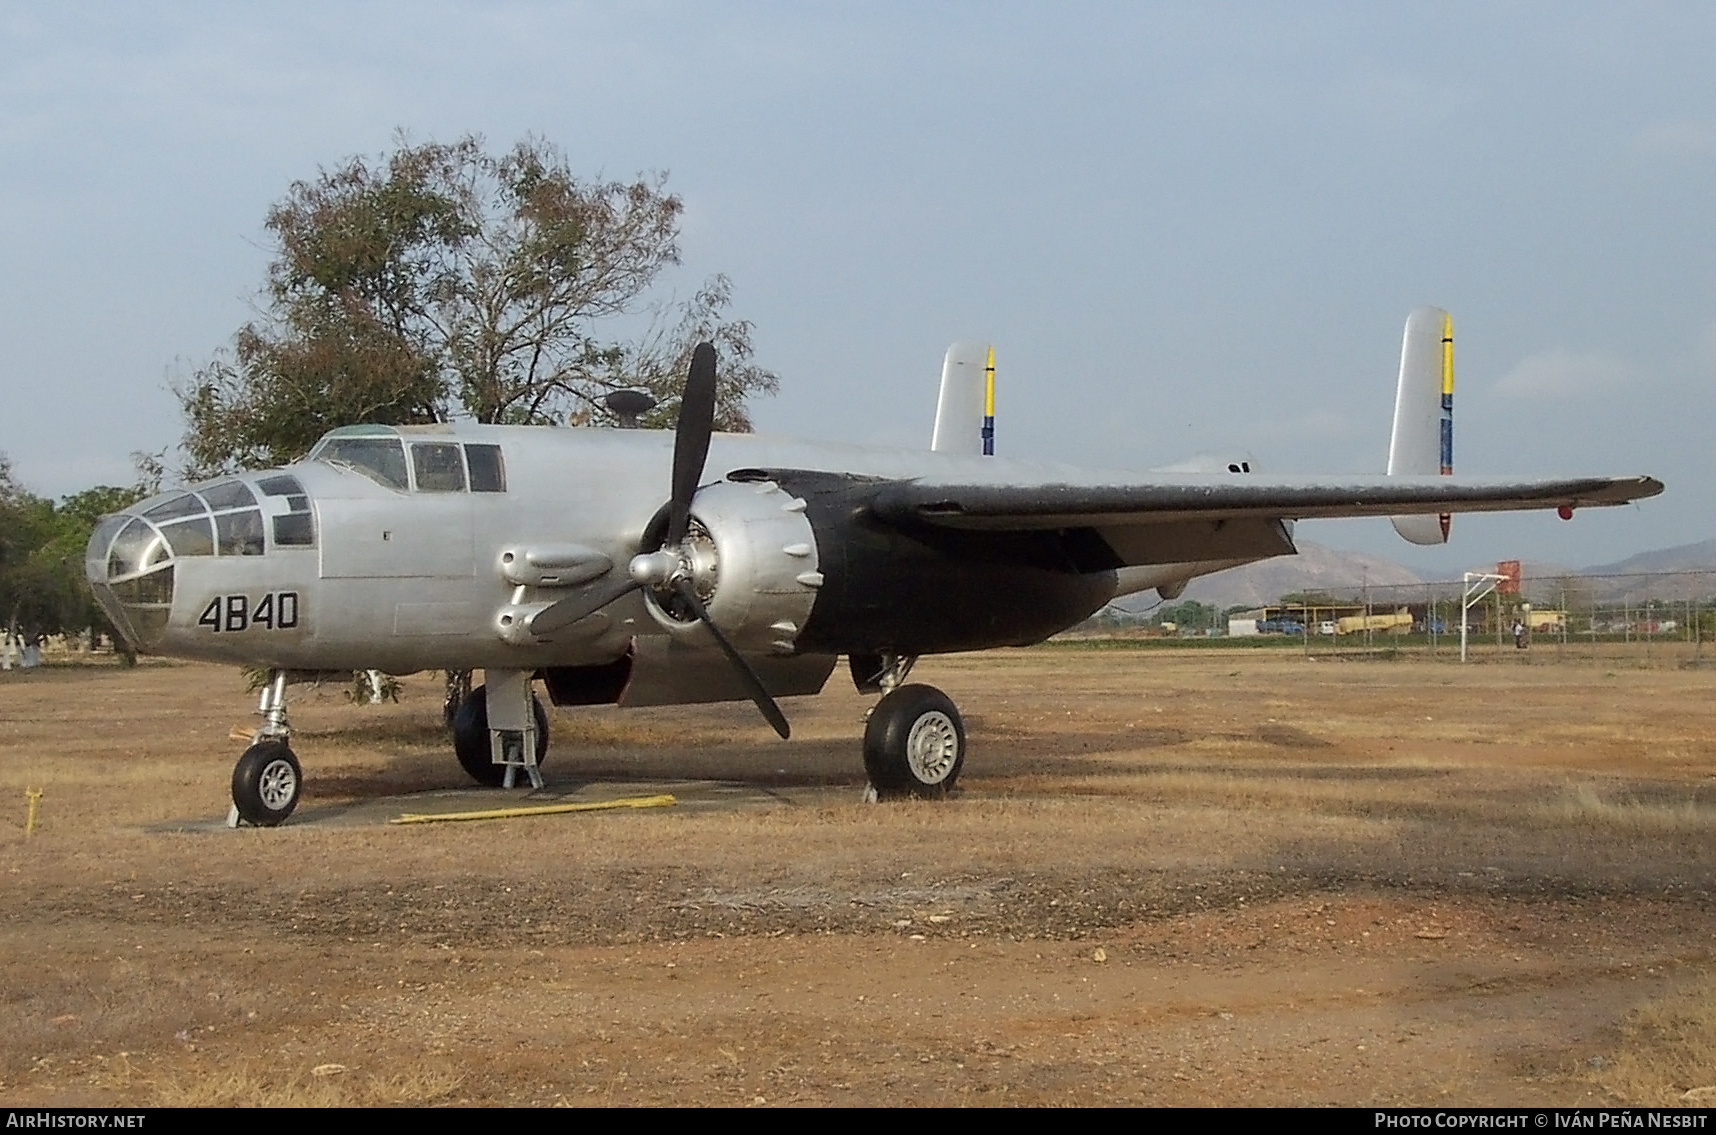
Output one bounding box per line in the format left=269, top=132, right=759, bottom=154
left=643, top=478, right=823, bottom=656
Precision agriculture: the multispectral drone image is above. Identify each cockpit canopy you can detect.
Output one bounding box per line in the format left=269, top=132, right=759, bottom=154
left=308, top=425, right=506, bottom=493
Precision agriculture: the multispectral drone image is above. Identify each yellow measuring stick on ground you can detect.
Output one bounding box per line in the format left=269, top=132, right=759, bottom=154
left=391, top=793, right=675, bottom=825
left=25, top=789, right=42, bottom=836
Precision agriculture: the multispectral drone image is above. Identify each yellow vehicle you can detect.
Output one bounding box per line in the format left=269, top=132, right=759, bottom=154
left=1335, top=611, right=1414, bottom=635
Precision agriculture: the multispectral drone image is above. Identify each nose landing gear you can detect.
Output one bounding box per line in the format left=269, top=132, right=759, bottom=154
left=231, top=740, right=302, bottom=826
left=228, top=670, right=301, bottom=827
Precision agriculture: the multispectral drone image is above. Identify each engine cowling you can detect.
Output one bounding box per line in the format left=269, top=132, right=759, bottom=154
left=731, top=468, right=1119, bottom=656
left=639, top=478, right=823, bottom=656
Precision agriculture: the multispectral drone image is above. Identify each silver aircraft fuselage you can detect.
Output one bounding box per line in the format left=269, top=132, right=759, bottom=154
left=86, top=423, right=1249, bottom=682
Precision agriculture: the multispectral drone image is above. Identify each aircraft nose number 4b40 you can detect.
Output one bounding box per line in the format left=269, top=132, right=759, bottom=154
left=87, top=316, right=1661, bottom=825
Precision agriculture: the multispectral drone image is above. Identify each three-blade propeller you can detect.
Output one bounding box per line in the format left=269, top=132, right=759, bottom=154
left=527, top=343, right=790, bottom=739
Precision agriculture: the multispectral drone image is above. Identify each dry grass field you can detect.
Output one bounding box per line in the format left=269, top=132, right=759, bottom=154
left=1, top=647, right=1713, bottom=1106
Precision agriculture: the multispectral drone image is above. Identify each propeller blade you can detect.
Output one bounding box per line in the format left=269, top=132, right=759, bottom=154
left=528, top=574, right=642, bottom=636
left=672, top=579, right=791, bottom=740
left=668, top=342, right=718, bottom=547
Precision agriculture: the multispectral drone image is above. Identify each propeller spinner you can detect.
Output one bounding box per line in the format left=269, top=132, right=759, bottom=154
left=527, top=344, right=792, bottom=739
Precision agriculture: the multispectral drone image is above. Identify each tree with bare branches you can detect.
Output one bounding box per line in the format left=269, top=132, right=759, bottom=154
left=180, top=135, right=777, bottom=476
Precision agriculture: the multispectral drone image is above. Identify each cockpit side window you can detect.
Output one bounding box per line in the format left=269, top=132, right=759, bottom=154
left=269, top=487, right=315, bottom=547
left=411, top=442, right=466, bottom=492
left=273, top=513, right=315, bottom=547
left=201, top=481, right=258, bottom=510
left=312, top=437, right=409, bottom=491
left=216, top=511, right=265, bottom=556
left=144, top=493, right=206, bottom=521
left=257, top=474, right=304, bottom=497
left=465, top=444, right=507, bottom=492
left=161, top=517, right=214, bottom=557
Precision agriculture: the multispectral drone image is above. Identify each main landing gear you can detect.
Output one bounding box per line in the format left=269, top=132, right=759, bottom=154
left=229, top=670, right=302, bottom=827
left=225, top=659, right=968, bottom=826
left=451, top=677, right=549, bottom=788
left=856, top=654, right=966, bottom=799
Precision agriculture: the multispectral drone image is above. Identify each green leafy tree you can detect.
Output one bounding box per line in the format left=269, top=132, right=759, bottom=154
left=0, top=458, right=64, bottom=638
left=611, top=275, right=780, bottom=433
left=1160, top=600, right=1218, bottom=631
left=180, top=135, right=778, bottom=476
left=0, top=454, right=156, bottom=656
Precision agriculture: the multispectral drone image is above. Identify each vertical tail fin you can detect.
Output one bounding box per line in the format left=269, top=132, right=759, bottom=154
left=982, top=345, right=995, bottom=456
left=931, top=342, right=993, bottom=455
left=1387, top=307, right=1453, bottom=545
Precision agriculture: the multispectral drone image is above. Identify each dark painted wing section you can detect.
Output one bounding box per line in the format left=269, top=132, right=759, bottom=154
left=727, top=468, right=1121, bottom=654
left=867, top=475, right=1663, bottom=531
left=716, top=468, right=1661, bottom=651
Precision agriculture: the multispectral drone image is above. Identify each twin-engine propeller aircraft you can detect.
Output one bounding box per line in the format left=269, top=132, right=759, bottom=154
left=87, top=309, right=1660, bottom=825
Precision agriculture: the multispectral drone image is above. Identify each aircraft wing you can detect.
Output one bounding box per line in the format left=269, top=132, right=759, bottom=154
left=867, top=474, right=1662, bottom=531
left=849, top=473, right=1663, bottom=570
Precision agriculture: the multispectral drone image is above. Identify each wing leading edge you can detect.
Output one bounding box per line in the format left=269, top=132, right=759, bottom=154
left=867, top=475, right=1662, bottom=531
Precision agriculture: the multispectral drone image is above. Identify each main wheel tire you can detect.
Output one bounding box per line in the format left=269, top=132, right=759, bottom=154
left=231, top=740, right=302, bottom=827
left=862, top=684, right=965, bottom=798
left=452, top=684, right=550, bottom=787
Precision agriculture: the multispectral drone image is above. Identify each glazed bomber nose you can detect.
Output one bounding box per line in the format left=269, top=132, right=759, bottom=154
left=84, top=473, right=317, bottom=652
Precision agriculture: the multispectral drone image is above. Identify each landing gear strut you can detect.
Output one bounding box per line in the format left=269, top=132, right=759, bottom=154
left=229, top=669, right=302, bottom=827
left=858, top=654, right=965, bottom=799
left=451, top=677, right=550, bottom=788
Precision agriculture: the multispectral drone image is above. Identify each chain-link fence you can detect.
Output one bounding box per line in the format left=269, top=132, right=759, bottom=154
left=1246, top=570, right=1716, bottom=664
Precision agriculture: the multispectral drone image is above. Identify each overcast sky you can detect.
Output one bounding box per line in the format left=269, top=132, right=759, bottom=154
left=3, top=3, right=1711, bottom=572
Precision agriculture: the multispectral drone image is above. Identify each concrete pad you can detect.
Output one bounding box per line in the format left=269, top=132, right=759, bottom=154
left=148, top=777, right=867, bottom=833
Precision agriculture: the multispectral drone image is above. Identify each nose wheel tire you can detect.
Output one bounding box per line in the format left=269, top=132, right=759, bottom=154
left=231, top=740, right=302, bottom=827
left=862, top=684, right=965, bottom=798
left=452, top=684, right=550, bottom=787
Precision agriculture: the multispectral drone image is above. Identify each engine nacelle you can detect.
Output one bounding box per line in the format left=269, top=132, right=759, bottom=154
left=731, top=469, right=1119, bottom=656
left=641, top=478, right=823, bottom=655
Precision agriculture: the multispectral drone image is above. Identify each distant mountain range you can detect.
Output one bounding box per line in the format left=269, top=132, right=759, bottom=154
left=1582, top=539, right=1716, bottom=576
left=1178, top=543, right=1424, bottom=609
left=1570, top=538, right=1716, bottom=601
left=1111, top=537, right=1716, bottom=611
